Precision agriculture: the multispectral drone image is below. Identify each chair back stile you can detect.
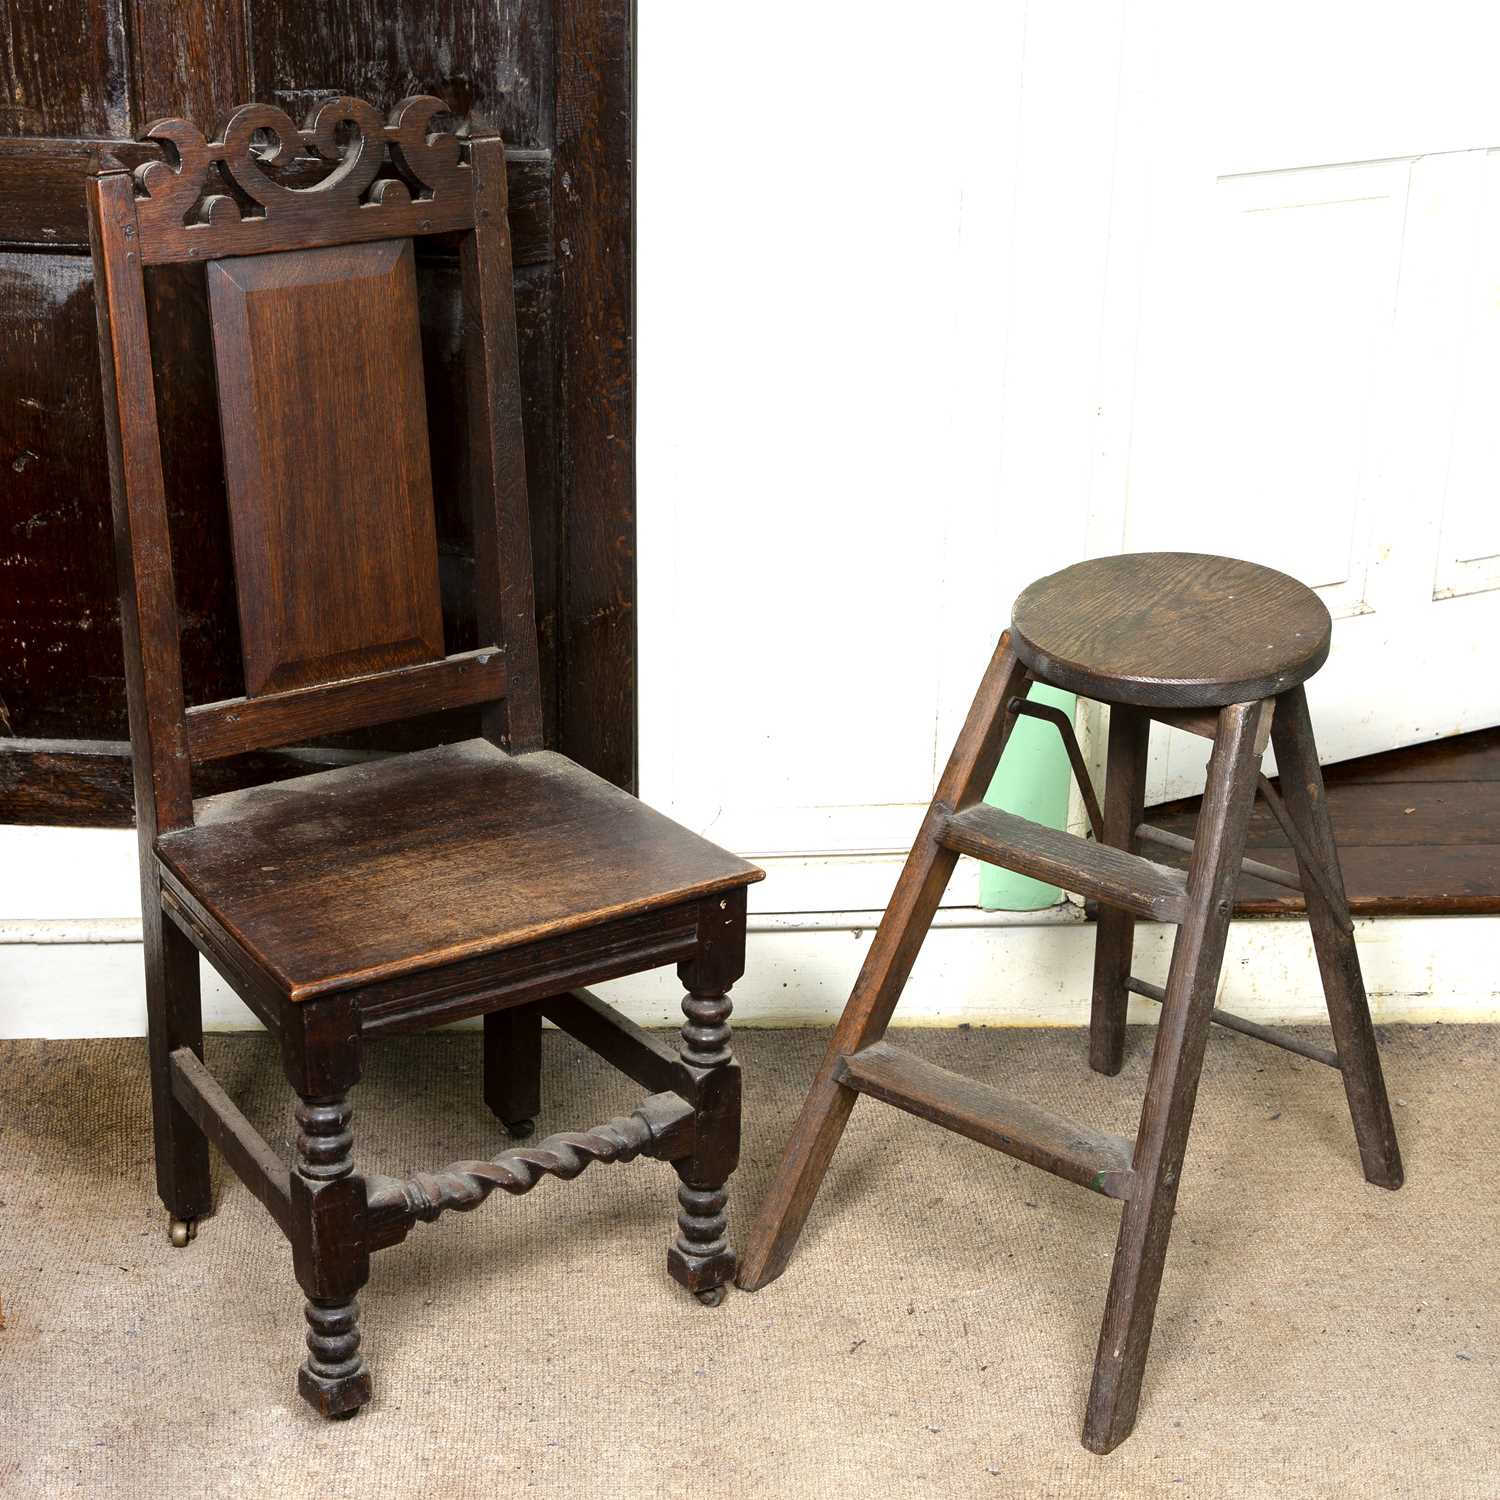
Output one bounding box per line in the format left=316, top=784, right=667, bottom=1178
left=86, top=96, right=544, bottom=839
left=88, top=167, right=195, bottom=841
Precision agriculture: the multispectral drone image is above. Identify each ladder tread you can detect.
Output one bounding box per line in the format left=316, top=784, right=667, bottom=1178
left=838, top=1041, right=1135, bottom=1198
left=940, top=803, right=1188, bottom=923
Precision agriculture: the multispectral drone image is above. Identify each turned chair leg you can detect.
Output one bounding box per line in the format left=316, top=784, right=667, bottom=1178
left=1082, top=699, right=1268, bottom=1453
left=1271, top=686, right=1403, bottom=1190
left=484, top=1003, right=543, bottom=1138
left=737, top=636, right=1030, bottom=1292
left=670, top=986, right=737, bottom=1307
left=284, top=999, right=372, bottom=1419
left=147, top=901, right=213, bottom=1244
left=668, top=891, right=747, bottom=1305
left=1088, top=705, right=1150, bottom=1076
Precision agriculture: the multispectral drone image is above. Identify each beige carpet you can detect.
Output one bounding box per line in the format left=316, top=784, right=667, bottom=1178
left=0, top=1024, right=1495, bottom=1499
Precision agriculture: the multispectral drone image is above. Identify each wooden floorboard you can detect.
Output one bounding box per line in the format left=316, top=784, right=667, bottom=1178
left=1145, top=727, right=1500, bottom=917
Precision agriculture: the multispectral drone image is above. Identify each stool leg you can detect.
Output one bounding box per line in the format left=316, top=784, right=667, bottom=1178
left=483, top=1003, right=542, bottom=1138
left=1270, top=686, right=1403, bottom=1190
left=1083, top=698, right=1269, bottom=1454
left=1089, top=705, right=1150, bottom=1075
left=737, top=635, right=1030, bottom=1292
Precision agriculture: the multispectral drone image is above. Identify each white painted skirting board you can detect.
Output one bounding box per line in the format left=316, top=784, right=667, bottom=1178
left=3, top=908, right=1497, bottom=1039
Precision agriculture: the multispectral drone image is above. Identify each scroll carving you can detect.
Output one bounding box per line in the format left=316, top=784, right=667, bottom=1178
left=128, top=95, right=479, bottom=263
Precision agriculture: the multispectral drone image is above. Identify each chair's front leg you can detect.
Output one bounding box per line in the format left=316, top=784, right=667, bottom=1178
left=668, top=890, right=746, bottom=1305
left=283, top=996, right=372, bottom=1419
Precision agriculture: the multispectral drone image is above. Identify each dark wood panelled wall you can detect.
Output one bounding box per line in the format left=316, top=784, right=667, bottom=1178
left=0, top=0, right=636, bottom=825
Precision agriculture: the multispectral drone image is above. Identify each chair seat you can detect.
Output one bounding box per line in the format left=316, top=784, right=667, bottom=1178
left=156, top=740, right=763, bottom=1003
left=1010, top=551, right=1332, bottom=708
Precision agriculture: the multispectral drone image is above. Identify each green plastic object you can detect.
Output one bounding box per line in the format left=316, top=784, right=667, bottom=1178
left=979, top=681, right=1079, bottom=911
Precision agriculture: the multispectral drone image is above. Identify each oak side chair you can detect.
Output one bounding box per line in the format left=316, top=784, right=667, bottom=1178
left=738, top=553, right=1404, bottom=1454
left=87, top=94, right=762, bottom=1418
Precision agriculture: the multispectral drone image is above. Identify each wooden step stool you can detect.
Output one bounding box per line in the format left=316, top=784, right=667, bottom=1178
left=737, top=552, right=1404, bottom=1454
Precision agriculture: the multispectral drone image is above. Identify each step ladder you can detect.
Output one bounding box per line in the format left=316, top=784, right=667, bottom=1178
left=737, top=630, right=1403, bottom=1455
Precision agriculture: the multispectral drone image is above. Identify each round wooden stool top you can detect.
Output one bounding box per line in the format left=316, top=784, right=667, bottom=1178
left=1010, top=552, right=1331, bottom=708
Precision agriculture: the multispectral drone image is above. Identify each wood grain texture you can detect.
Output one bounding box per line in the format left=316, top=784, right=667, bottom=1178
left=463, top=134, right=544, bottom=750
left=1161, top=778, right=1500, bottom=849
left=353, top=902, right=704, bottom=1034
left=941, top=802, right=1188, bottom=924
left=208, top=238, right=445, bottom=696
left=169, top=1046, right=292, bottom=1234
left=1012, top=553, right=1332, bottom=708
left=0, top=138, right=152, bottom=249
left=144, top=261, right=244, bottom=708
left=838, top=1042, right=1135, bottom=1198
left=0, top=251, right=124, bottom=737
left=0, top=0, right=128, bottom=137
left=128, top=0, right=247, bottom=127
left=1317, top=725, right=1500, bottom=784
left=1146, top=726, right=1500, bottom=915
left=0, top=738, right=386, bottom=827
left=89, top=170, right=195, bottom=833
left=554, top=0, right=636, bottom=789
left=157, top=740, right=763, bottom=1001
left=245, top=0, right=550, bottom=149
left=185, top=648, right=506, bottom=761
left=416, top=256, right=558, bottom=740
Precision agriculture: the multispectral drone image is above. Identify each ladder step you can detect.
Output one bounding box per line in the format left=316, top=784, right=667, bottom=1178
left=1125, top=976, right=1340, bottom=1068
left=940, top=803, right=1188, bottom=923
left=836, top=1042, right=1135, bottom=1199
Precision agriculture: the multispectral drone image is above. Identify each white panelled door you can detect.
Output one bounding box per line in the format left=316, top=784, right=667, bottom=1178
left=1099, top=4, right=1500, bottom=803
left=640, top=1, right=1500, bottom=920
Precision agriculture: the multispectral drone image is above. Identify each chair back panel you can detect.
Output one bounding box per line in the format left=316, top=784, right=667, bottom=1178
left=89, top=96, right=543, bottom=833
left=208, top=237, right=444, bottom=697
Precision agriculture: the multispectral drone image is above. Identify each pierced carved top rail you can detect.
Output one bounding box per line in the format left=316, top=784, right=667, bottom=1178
left=121, top=94, right=485, bottom=264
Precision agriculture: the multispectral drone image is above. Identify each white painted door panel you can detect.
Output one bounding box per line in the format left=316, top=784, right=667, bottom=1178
left=640, top=1, right=1500, bottom=917
left=1102, top=4, right=1500, bottom=804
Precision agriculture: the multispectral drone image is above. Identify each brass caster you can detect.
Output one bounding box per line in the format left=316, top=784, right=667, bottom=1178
left=695, top=1285, right=727, bottom=1308
left=168, top=1217, right=197, bottom=1249
left=505, top=1118, right=536, bottom=1140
